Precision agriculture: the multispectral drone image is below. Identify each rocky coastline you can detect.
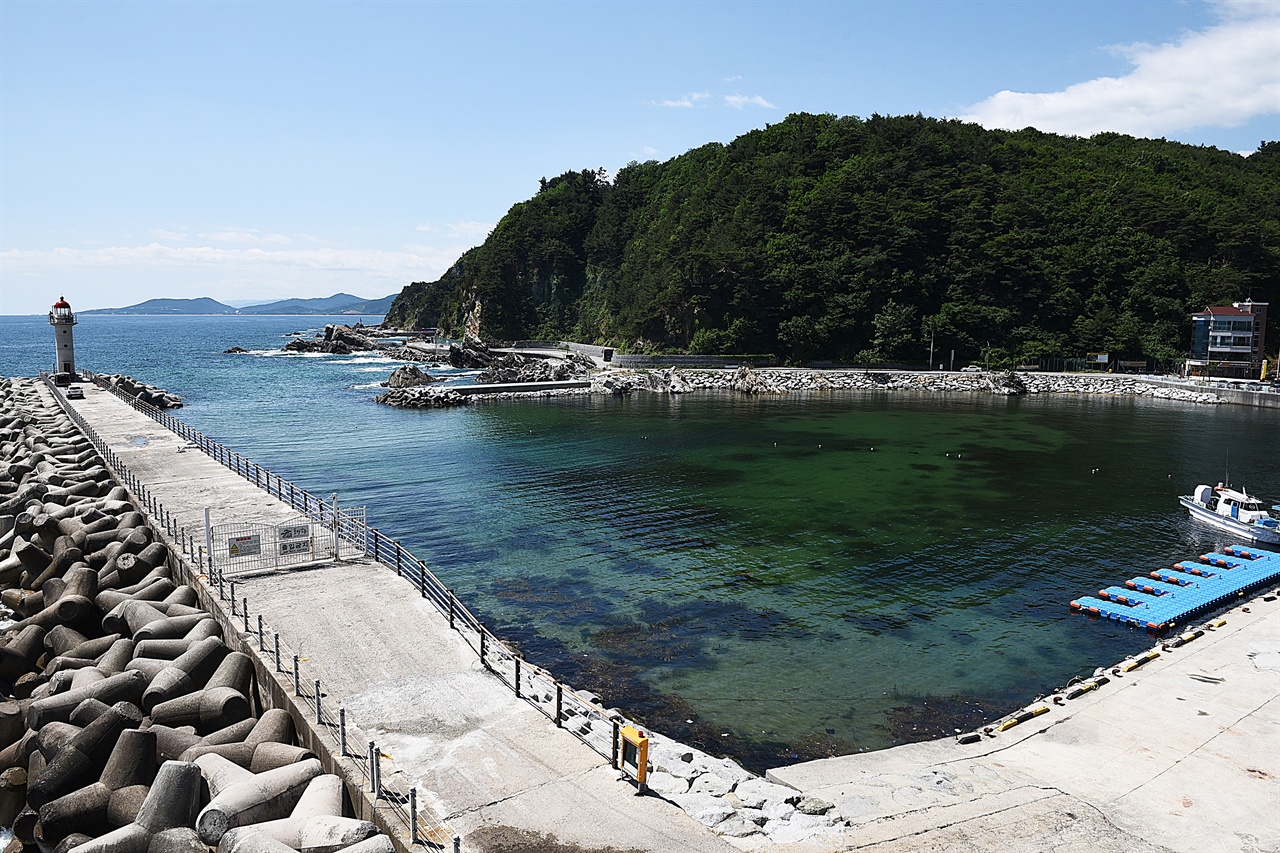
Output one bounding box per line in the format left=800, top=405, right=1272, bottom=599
left=376, top=364, right=1227, bottom=408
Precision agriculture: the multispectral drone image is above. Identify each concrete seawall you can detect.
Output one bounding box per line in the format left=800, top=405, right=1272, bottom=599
left=55, top=380, right=736, bottom=853
left=23, top=373, right=1279, bottom=853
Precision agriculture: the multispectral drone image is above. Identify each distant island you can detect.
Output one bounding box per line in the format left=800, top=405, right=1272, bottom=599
left=83, top=292, right=395, bottom=316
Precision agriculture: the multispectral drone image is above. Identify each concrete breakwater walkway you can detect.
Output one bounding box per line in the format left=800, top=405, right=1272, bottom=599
left=768, top=597, right=1280, bottom=853
left=55, top=381, right=739, bottom=852
left=32, top=376, right=1280, bottom=853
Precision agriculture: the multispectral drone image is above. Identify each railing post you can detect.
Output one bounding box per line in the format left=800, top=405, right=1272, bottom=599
left=555, top=684, right=563, bottom=727
left=514, top=658, right=521, bottom=698
left=293, top=655, right=300, bottom=696
left=339, top=708, right=347, bottom=756
left=315, top=679, right=322, bottom=724
left=274, top=633, right=281, bottom=672
left=241, top=598, right=248, bottom=632
left=257, top=615, right=264, bottom=651
left=480, top=631, right=487, bottom=669
left=448, top=594, right=455, bottom=629
left=230, top=584, right=237, bottom=614
left=410, top=788, right=420, bottom=845
left=612, top=719, right=620, bottom=769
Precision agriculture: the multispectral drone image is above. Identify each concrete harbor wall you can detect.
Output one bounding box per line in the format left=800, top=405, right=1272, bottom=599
left=33, top=377, right=740, bottom=852
left=8, top=369, right=1276, bottom=853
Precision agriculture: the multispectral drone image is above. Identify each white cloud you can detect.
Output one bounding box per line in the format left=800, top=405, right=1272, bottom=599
left=0, top=242, right=445, bottom=281
left=150, top=228, right=188, bottom=240
left=653, top=92, right=710, bottom=108
left=725, top=93, right=775, bottom=110
left=197, top=228, right=293, bottom=245
left=415, top=220, right=493, bottom=240
left=960, top=0, right=1280, bottom=139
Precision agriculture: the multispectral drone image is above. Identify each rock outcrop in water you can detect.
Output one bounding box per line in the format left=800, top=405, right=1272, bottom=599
left=730, top=366, right=782, bottom=395
left=282, top=325, right=377, bottom=355
left=381, top=366, right=438, bottom=389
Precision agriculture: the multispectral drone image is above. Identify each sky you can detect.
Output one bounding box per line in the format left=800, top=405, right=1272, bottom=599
left=1, top=0, right=1278, bottom=316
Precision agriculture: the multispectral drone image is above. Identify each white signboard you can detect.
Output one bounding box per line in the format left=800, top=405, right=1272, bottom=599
left=278, top=524, right=310, bottom=541
left=279, top=539, right=311, bottom=556
left=227, top=534, right=261, bottom=558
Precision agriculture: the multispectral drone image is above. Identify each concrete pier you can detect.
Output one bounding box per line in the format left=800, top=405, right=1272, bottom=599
left=60, top=382, right=735, bottom=852
left=54, top=380, right=1280, bottom=853
left=767, top=598, right=1280, bottom=853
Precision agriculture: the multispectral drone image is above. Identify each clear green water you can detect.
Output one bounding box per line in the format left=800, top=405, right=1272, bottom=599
left=3, top=315, right=1275, bottom=770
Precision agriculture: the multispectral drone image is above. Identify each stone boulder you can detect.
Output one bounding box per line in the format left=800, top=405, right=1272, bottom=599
left=374, top=387, right=470, bottom=409
left=321, top=324, right=375, bottom=352
left=383, top=366, right=438, bottom=389
left=988, top=370, right=1027, bottom=396
left=732, top=366, right=782, bottom=394
left=448, top=338, right=495, bottom=369
left=283, top=338, right=321, bottom=353
left=477, top=354, right=591, bottom=385
left=100, top=374, right=184, bottom=409
left=222, top=347, right=248, bottom=354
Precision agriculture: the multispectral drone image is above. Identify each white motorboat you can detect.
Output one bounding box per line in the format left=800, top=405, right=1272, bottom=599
left=1179, top=483, right=1280, bottom=545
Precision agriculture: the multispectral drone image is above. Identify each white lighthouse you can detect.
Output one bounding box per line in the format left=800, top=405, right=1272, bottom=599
left=48, top=296, right=78, bottom=378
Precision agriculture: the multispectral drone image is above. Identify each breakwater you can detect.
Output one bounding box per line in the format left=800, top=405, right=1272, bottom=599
left=63, top=374, right=850, bottom=846
left=384, top=366, right=1229, bottom=406
left=621, top=367, right=1231, bottom=404
left=0, top=377, right=438, bottom=853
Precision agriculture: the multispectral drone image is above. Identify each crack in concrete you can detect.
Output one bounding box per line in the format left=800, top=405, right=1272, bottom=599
left=442, top=764, right=603, bottom=823
left=835, top=785, right=1065, bottom=849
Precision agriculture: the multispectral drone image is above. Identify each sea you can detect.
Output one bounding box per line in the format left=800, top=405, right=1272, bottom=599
left=2, top=313, right=1277, bottom=771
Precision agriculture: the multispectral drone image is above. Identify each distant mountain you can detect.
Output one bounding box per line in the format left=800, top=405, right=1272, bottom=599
left=85, top=293, right=395, bottom=316
left=83, top=297, right=237, bottom=315
left=236, top=293, right=395, bottom=315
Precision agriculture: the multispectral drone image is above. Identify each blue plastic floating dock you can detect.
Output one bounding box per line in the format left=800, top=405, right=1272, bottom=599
left=1071, top=545, right=1280, bottom=631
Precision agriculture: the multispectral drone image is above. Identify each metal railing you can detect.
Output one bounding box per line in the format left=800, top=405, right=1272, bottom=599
left=75, top=373, right=646, bottom=778
left=40, top=373, right=461, bottom=851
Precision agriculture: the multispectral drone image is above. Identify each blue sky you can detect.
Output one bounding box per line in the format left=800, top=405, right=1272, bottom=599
left=2, top=0, right=1277, bottom=316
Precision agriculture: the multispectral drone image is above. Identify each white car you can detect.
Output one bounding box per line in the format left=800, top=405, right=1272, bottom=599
left=960, top=365, right=983, bottom=373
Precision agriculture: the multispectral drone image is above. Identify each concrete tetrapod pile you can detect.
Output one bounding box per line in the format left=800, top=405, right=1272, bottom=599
left=0, top=378, right=393, bottom=853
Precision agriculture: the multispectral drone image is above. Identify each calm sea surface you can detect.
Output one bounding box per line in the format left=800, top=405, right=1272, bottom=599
left=3, top=314, right=1277, bottom=770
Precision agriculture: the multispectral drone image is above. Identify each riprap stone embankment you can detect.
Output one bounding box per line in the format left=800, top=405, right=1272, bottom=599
left=0, top=377, right=395, bottom=853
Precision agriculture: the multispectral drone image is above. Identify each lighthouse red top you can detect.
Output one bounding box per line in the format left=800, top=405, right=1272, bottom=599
left=53, top=298, right=71, bottom=309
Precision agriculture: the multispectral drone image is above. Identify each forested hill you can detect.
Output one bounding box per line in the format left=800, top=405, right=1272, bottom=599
left=386, top=113, right=1279, bottom=365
